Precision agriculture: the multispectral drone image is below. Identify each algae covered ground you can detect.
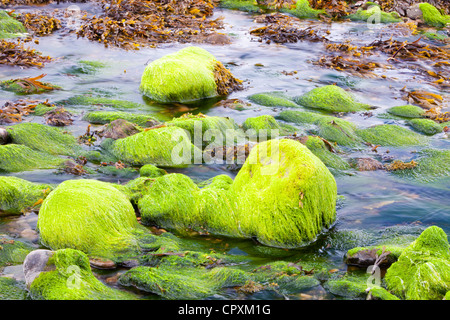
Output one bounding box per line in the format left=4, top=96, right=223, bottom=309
left=0, top=0, right=450, bottom=303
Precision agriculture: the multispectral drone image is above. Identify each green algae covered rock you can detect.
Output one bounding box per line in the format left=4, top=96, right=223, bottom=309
left=242, top=115, right=296, bottom=139
left=0, top=144, right=65, bottom=172
left=387, top=105, right=425, bottom=118
left=356, top=124, right=429, bottom=147
left=278, top=110, right=362, bottom=147
left=345, top=245, right=406, bottom=268
left=419, top=3, right=450, bottom=28
left=0, top=176, right=52, bottom=215
left=0, top=277, right=28, bottom=300
left=219, top=0, right=262, bottom=13
left=294, top=85, right=371, bottom=113
left=139, top=139, right=337, bottom=248
left=139, top=164, right=167, bottom=178
left=385, top=226, right=450, bottom=300
left=408, top=119, right=442, bottom=136
left=347, top=4, right=402, bottom=24
left=61, top=95, right=145, bottom=109
left=26, top=249, right=134, bottom=300
left=0, top=235, right=34, bottom=267
left=247, top=91, right=299, bottom=108
left=7, top=123, right=80, bottom=156
left=282, top=0, right=325, bottom=19
left=37, top=179, right=141, bottom=261
left=0, top=10, right=26, bottom=39
left=108, top=126, right=199, bottom=167
left=140, top=46, right=242, bottom=103
left=301, top=136, right=350, bottom=172
left=83, top=111, right=161, bottom=127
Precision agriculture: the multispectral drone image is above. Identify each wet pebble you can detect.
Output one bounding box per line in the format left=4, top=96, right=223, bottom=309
left=0, top=127, right=9, bottom=145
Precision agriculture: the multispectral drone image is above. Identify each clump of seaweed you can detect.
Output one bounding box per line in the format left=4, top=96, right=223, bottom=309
left=17, top=12, right=61, bottom=36
left=44, top=107, right=73, bottom=126
left=385, top=160, right=418, bottom=171
left=0, top=99, right=37, bottom=124
left=213, top=61, right=243, bottom=95
left=0, top=39, right=52, bottom=67
left=1, top=74, right=60, bottom=94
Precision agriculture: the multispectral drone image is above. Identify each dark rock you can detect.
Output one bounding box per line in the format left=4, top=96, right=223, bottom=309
left=23, top=249, right=55, bottom=288
left=0, top=127, right=9, bottom=145
left=98, top=119, right=141, bottom=140
left=89, top=257, right=117, bottom=270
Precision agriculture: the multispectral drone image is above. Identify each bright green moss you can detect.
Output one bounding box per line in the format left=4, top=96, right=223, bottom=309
left=0, top=176, right=52, bottom=215
left=139, top=164, right=167, bottom=178
left=282, top=0, right=325, bottom=19
left=37, top=179, right=142, bottom=262
left=0, top=10, right=26, bottom=39
left=247, top=92, right=299, bottom=108
left=0, top=236, right=33, bottom=267
left=445, top=291, right=450, bottom=300
left=385, top=226, right=450, bottom=300
left=29, top=249, right=135, bottom=300
left=7, top=123, right=80, bottom=156
left=278, top=110, right=362, bottom=147
left=347, top=4, right=402, bottom=23
left=0, top=144, right=65, bottom=172
left=294, top=85, right=371, bottom=113
left=33, top=103, right=56, bottom=116
left=356, top=124, right=429, bottom=147
left=83, top=111, right=160, bottom=127
left=419, top=3, right=450, bottom=28
left=218, top=0, right=262, bottom=13
left=108, top=126, right=199, bottom=167
left=0, top=277, right=28, bottom=300
left=387, top=105, right=425, bottom=118
left=141, top=47, right=219, bottom=103
left=139, top=139, right=337, bottom=248
left=422, top=31, right=447, bottom=41
left=390, top=149, right=450, bottom=182
left=61, top=96, right=144, bottom=109
left=408, top=119, right=442, bottom=136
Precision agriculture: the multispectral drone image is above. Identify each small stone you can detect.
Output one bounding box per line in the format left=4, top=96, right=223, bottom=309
left=355, top=157, right=384, bottom=171
left=0, top=127, right=9, bottom=145
left=23, top=249, right=55, bottom=288
left=89, top=257, right=117, bottom=270
left=19, top=229, right=38, bottom=242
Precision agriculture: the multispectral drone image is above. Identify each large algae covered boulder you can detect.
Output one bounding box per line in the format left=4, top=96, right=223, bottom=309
left=140, top=46, right=242, bottom=103
left=294, top=85, right=371, bottom=113
left=37, top=179, right=141, bottom=261
left=385, top=226, right=450, bottom=300
left=24, top=249, right=134, bottom=300
left=0, top=10, right=27, bottom=39
left=0, top=176, right=52, bottom=215
left=139, top=139, right=337, bottom=248
left=107, top=126, right=200, bottom=167
left=0, top=144, right=64, bottom=172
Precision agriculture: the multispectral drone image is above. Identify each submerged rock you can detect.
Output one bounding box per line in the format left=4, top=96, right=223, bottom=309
left=24, top=249, right=134, bottom=300
left=356, top=124, right=429, bottom=147
left=294, top=85, right=371, bottom=113
left=82, top=111, right=161, bottom=127
left=0, top=176, right=52, bottom=215
left=37, top=179, right=142, bottom=262
left=0, top=277, right=28, bottom=300
left=385, top=226, right=450, bottom=300
left=408, top=119, right=443, bottom=136
left=139, top=139, right=337, bottom=248
left=247, top=91, right=299, bottom=108
left=140, top=46, right=242, bottom=103
left=0, top=235, right=34, bottom=267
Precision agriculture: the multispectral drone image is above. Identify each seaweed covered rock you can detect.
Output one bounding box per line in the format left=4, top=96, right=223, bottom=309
left=7, top=123, right=80, bottom=156
left=139, top=139, right=337, bottom=248
left=356, top=124, right=429, bottom=147
left=140, top=46, right=242, bottom=103
left=24, top=249, right=134, bottom=300
left=0, top=176, right=51, bottom=215
left=282, top=0, right=325, bottom=19
left=385, top=226, right=450, bottom=300
left=0, top=144, right=65, bottom=172
left=408, top=119, right=442, bottom=136
left=0, top=10, right=27, bottom=39
left=345, top=246, right=406, bottom=268
left=247, top=91, right=299, bottom=108
left=37, top=179, right=142, bottom=261
left=0, top=235, right=33, bottom=267
left=278, top=111, right=362, bottom=147
left=419, top=3, right=450, bottom=28
left=61, top=95, right=145, bottom=110
left=83, top=111, right=161, bottom=127
left=107, top=126, right=200, bottom=167
left=387, top=105, right=425, bottom=118
left=0, top=277, right=28, bottom=300
left=294, top=85, right=370, bottom=113
left=219, top=0, right=262, bottom=13
left=139, top=164, right=167, bottom=178
left=347, top=4, right=402, bottom=23
left=242, top=115, right=295, bottom=139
